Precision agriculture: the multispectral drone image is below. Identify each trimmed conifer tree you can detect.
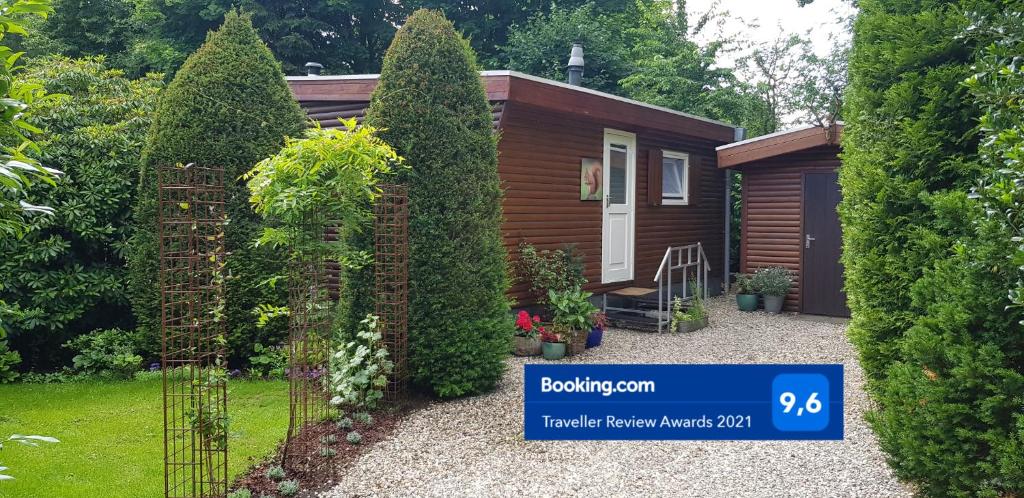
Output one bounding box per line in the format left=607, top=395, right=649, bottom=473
left=365, top=9, right=511, bottom=398
left=128, top=10, right=306, bottom=361
left=842, top=1, right=1024, bottom=495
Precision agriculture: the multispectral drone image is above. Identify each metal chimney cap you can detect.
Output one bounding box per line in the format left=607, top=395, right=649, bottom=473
left=304, top=62, right=323, bottom=76
left=567, top=43, right=584, bottom=68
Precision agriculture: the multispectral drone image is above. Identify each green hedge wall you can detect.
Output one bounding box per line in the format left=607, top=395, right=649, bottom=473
left=842, top=1, right=1024, bottom=495
left=127, top=10, right=306, bottom=363
left=1, top=57, right=162, bottom=370
left=365, top=9, right=512, bottom=398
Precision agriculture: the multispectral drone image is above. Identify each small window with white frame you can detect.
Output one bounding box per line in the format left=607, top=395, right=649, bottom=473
left=661, top=150, right=689, bottom=205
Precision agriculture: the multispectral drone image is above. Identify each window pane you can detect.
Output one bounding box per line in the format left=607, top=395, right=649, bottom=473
left=662, top=157, right=685, bottom=197
left=608, top=145, right=627, bottom=204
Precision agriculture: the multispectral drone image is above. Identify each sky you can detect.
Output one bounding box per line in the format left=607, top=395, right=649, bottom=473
left=685, top=0, right=856, bottom=64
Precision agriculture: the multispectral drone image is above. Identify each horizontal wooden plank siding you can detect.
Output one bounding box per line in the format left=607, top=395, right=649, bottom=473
left=502, top=103, right=726, bottom=304
left=738, top=145, right=840, bottom=312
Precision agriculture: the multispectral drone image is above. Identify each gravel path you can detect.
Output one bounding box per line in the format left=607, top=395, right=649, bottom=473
left=321, top=296, right=911, bottom=497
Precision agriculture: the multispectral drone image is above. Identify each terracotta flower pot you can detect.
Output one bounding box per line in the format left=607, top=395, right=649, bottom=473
left=542, top=341, right=566, bottom=360
left=736, top=293, right=758, bottom=311
left=513, top=335, right=542, bottom=356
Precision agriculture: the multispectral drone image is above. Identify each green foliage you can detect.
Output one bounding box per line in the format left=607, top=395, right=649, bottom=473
left=246, top=343, right=287, bottom=380
left=264, top=465, right=285, bottom=482
left=1, top=57, right=162, bottom=371
left=345, top=431, right=362, bottom=445
left=227, top=489, right=252, bottom=498
left=353, top=412, right=372, bottom=426
left=733, top=273, right=755, bottom=294
left=0, top=433, right=59, bottom=481
left=336, top=417, right=353, bottom=430
left=515, top=242, right=586, bottom=304
left=63, top=328, right=142, bottom=379
left=751, top=266, right=793, bottom=297
left=548, top=287, right=598, bottom=332
left=0, top=0, right=57, bottom=241
left=0, top=340, right=20, bottom=383
left=276, top=478, right=299, bottom=496
left=127, top=10, right=306, bottom=364
left=366, top=9, right=512, bottom=398
left=842, top=1, right=1024, bottom=495
left=245, top=118, right=402, bottom=266
left=330, top=315, right=393, bottom=411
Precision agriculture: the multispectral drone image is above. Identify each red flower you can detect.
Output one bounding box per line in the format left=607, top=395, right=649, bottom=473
left=532, top=315, right=540, bottom=323
left=515, top=310, right=533, bottom=331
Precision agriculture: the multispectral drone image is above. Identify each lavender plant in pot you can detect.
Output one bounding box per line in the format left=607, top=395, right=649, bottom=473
left=752, top=266, right=793, bottom=314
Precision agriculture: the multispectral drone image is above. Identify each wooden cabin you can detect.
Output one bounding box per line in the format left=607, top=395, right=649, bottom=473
left=716, top=124, right=849, bottom=317
left=288, top=70, right=738, bottom=305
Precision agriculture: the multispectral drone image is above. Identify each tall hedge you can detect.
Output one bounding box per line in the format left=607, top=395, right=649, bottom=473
left=1, top=57, right=162, bottom=371
left=842, top=1, right=1024, bottom=495
left=365, top=9, right=511, bottom=398
left=128, top=11, right=306, bottom=362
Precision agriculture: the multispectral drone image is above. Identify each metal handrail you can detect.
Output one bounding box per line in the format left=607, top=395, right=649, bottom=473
left=654, top=242, right=709, bottom=332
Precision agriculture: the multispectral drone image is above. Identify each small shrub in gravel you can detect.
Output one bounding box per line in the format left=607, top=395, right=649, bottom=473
left=227, top=489, right=252, bottom=498
left=265, top=465, right=285, bottom=482
left=347, top=431, right=362, bottom=445
left=354, top=412, right=373, bottom=426
left=337, top=417, right=353, bottom=430
left=277, top=479, right=300, bottom=496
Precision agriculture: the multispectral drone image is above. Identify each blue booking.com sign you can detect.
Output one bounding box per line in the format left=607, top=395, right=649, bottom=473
left=523, top=364, right=843, bottom=440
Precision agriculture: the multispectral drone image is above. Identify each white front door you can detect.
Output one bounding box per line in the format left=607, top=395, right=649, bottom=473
left=602, top=129, right=636, bottom=283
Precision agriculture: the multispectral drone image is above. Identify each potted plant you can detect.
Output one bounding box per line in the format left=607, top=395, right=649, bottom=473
left=512, top=310, right=542, bottom=356
left=670, top=290, right=709, bottom=333
left=734, top=273, right=758, bottom=312
left=752, top=266, right=793, bottom=314
left=586, top=312, right=607, bottom=348
left=548, top=287, right=598, bottom=356
left=539, top=327, right=566, bottom=360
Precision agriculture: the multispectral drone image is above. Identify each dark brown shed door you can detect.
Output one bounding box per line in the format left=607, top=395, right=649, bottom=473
left=802, top=172, right=849, bottom=317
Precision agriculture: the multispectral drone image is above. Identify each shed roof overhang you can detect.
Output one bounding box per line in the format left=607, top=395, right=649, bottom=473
left=715, top=123, right=843, bottom=169
left=287, top=70, right=738, bottom=143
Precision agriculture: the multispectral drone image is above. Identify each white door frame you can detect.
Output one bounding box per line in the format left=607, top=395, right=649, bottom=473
left=601, top=128, right=636, bottom=284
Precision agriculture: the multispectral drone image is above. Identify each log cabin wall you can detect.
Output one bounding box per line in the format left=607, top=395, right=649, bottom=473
left=500, top=102, right=726, bottom=304
left=738, top=145, right=840, bottom=312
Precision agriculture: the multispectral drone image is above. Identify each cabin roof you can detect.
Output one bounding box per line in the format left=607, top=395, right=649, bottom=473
left=716, top=123, right=843, bottom=169
left=287, top=70, right=738, bottom=143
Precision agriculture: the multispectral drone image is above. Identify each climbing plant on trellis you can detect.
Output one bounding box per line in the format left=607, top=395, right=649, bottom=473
left=158, top=163, right=229, bottom=498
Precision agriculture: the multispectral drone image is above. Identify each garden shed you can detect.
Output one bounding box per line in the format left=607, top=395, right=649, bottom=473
left=289, top=69, right=738, bottom=306
left=717, top=123, right=849, bottom=317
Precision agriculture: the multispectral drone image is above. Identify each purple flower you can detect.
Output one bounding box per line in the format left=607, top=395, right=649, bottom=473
left=229, top=369, right=242, bottom=378
left=149, top=362, right=161, bottom=372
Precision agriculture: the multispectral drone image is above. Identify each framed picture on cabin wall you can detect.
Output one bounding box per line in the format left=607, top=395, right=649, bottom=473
left=580, top=158, right=603, bottom=201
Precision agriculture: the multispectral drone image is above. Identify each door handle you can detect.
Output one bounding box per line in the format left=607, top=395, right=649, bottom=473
left=606, top=194, right=611, bottom=207
left=805, top=234, right=816, bottom=249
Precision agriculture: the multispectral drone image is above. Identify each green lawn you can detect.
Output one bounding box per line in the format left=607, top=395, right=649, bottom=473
left=0, top=377, right=288, bottom=497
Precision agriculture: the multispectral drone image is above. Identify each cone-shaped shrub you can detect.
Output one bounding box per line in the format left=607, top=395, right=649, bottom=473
left=365, top=9, right=511, bottom=398
left=128, top=10, right=306, bottom=360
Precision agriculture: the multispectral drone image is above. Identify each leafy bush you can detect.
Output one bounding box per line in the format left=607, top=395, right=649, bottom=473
left=1, top=56, right=162, bottom=371
left=548, top=287, right=598, bottom=332
left=336, top=417, right=353, bottom=430
left=127, top=10, right=306, bottom=364
left=733, top=273, right=755, bottom=294
left=63, top=328, right=142, bottom=379
left=0, top=340, right=20, bottom=383
left=842, top=2, right=1024, bottom=495
left=751, top=266, right=792, bottom=297
left=516, top=242, right=586, bottom=304
left=346, top=431, right=362, bottom=445
left=330, top=315, right=393, bottom=411
left=365, top=9, right=512, bottom=398
left=247, top=343, right=287, bottom=380
left=276, top=479, right=299, bottom=496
